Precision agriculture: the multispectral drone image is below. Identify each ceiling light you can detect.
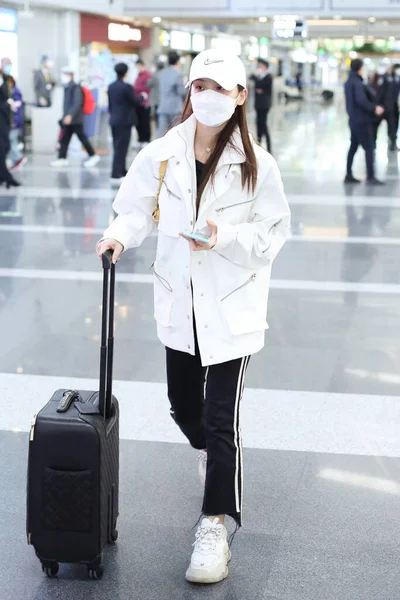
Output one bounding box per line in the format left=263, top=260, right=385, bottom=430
left=333, top=15, right=342, bottom=20
left=258, top=16, right=267, bottom=23
left=368, top=16, right=376, bottom=23
left=389, top=36, right=395, bottom=42
left=152, top=16, right=162, bottom=24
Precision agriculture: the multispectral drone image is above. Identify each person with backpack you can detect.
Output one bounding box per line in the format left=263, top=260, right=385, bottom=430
left=51, top=66, right=99, bottom=168
left=97, top=49, right=290, bottom=585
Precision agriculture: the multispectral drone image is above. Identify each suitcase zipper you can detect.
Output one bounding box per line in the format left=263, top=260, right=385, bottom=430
left=27, top=532, right=31, bottom=545
left=29, top=414, right=37, bottom=441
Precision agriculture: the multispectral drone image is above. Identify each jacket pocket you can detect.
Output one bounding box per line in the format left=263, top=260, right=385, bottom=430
left=219, top=273, right=269, bottom=335
left=215, top=199, right=255, bottom=214
left=152, top=264, right=173, bottom=327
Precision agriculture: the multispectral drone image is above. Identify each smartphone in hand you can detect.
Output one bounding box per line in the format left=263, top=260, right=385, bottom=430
left=182, top=231, right=211, bottom=244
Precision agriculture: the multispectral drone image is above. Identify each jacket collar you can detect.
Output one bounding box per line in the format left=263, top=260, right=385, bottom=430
left=152, top=114, right=247, bottom=167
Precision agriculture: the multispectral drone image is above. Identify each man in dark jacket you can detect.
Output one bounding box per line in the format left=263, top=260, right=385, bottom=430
left=373, top=67, right=398, bottom=151
left=51, top=66, right=99, bottom=168
left=250, top=59, right=272, bottom=153
left=108, top=62, right=140, bottom=184
left=344, top=59, right=385, bottom=185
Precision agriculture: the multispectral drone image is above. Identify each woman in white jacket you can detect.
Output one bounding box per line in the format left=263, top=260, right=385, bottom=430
left=97, top=49, right=290, bottom=585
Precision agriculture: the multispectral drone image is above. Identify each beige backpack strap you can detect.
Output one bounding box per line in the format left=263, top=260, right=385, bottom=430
left=152, top=160, right=168, bottom=223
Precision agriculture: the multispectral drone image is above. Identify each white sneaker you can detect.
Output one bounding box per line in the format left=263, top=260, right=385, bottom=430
left=198, top=450, right=207, bottom=487
left=51, top=158, right=69, bottom=168
left=186, top=518, right=231, bottom=584
left=83, top=155, right=100, bottom=168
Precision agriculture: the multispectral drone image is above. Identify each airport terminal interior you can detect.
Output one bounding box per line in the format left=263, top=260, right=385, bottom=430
left=1, top=0, right=400, bottom=598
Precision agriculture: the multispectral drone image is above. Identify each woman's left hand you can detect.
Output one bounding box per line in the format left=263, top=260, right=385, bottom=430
left=180, top=220, right=218, bottom=251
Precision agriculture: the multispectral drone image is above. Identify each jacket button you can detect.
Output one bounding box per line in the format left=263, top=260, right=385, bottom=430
left=187, top=345, right=191, bottom=349
left=187, top=315, right=190, bottom=320
left=176, top=161, right=180, bottom=166
left=205, top=324, right=208, bottom=328
left=200, top=293, right=204, bottom=297
left=188, top=189, right=192, bottom=193
left=198, top=261, right=201, bottom=265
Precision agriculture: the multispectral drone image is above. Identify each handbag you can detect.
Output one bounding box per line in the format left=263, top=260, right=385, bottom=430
left=152, top=160, right=168, bottom=223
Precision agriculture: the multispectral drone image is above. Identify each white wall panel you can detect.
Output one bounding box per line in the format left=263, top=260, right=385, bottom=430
left=330, top=0, right=400, bottom=10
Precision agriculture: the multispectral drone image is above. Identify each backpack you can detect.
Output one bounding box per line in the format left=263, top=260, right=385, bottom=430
left=81, top=86, right=96, bottom=115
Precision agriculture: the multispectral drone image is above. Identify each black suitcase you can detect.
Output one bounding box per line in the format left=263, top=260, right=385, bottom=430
left=26, top=251, right=119, bottom=579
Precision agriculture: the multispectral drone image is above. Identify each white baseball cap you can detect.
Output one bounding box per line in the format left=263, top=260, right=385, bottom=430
left=186, top=49, right=247, bottom=91
left=61, top=65, right=75, bottom=74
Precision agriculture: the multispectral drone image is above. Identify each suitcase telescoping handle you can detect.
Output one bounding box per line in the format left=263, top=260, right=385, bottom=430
left=99, top=250, right=116, bottom=420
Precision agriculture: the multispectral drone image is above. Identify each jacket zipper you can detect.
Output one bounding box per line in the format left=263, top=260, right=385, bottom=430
left=29, top=413, right=37, bottom=442
left=151, top=263, right=173, bottom=292
left=216, top=199, right=254, bottom=213
left=221, top=273, right=257, bottom=302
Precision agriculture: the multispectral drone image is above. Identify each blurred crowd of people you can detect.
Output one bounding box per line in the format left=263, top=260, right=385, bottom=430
left=345, top=59, right=400, bottom=186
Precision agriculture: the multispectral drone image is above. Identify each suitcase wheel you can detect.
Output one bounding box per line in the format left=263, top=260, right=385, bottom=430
left=109, top=529, right=118, bottom=544
left=88, top=554, right=104, bottom=580
left=88, top=564, right=104, bottom=580
left=41, top=561, right=59, bottom=578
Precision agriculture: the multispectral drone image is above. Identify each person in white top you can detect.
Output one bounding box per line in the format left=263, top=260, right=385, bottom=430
left=97, top=49, right=290, bottom=585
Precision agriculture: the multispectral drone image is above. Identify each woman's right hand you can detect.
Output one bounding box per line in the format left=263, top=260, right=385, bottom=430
left=96, top=238, right=124, bottom=264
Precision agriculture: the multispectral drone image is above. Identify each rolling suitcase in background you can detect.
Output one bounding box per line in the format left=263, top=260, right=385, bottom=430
left=27, top=251, right=119, bottom=579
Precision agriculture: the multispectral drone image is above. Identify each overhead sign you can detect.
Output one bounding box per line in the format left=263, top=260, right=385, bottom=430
left=272, top=17, right=308, bottom=39
left=0, top=8, right=17, bottom=33
left=108, top=23, right=141, bottom=42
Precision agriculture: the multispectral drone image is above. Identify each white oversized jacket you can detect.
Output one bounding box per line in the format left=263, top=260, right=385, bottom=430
left=103, top=114, right=290, bottom=366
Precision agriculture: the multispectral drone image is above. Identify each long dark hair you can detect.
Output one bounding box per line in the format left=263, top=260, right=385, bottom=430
left=180, top=86, right=258, bottom=208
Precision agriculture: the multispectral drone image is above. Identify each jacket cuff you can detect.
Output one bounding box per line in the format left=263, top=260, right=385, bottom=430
left=102, top=222, right=129, bottom=252
left=213, top=223, right=236, bottom=252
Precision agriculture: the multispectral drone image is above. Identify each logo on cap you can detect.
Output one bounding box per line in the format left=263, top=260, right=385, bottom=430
left=204, top=58, right=224, bottom=66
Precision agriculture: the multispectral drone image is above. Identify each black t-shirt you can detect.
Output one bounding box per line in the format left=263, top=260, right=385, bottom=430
left=195, top=160, right=205, bottom=193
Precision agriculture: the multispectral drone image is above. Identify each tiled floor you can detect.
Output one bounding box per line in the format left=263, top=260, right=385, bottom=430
left=1, top=97, right=400, bottom=599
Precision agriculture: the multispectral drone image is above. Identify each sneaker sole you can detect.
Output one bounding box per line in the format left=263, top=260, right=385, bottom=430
left=185, top=551, right=232, bottom=584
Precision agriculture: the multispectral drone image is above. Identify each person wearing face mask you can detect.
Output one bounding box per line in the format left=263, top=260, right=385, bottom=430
left=392, top=64, right=400, bottom=151
left=344, top=58, right=385, bottom=185
left=249, top=58, right=273, bottom=153
left=33, top=55, right=55, bottom=107
left=51, top=67, right=99, bottom=168
left=96, top=49, right=290, bottom=585
left=1, top=57, right=12, bottom=78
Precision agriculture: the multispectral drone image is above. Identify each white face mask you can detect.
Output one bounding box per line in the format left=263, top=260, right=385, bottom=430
left=191, top=89, right=238, bottom=128
left=61, top=74, right=71, bottom=85
left=377, top=67, right=386, bottom=76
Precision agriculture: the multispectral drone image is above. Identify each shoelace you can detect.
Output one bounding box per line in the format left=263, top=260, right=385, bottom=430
left=197, top=452, right=207, bottom=467
left=193, top=523, right=223, bottom=553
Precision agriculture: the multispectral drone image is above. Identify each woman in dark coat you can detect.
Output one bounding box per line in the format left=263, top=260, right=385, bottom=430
left=0, top=70, right=20, bottom=187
